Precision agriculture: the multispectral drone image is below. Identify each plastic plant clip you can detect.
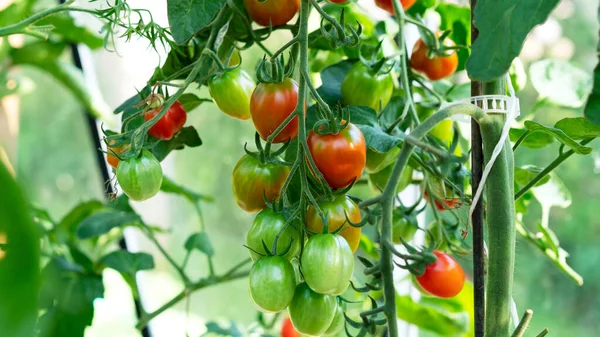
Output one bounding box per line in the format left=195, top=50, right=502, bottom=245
left=446, top=93, right=521, bottom=123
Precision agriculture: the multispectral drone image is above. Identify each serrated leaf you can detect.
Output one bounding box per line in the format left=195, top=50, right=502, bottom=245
left=38, top=14, right=104, bottom=49
left=76, top=211, right=140, bottom=239
left=514, top=165, right=550, bottom=187
left=529, top=60, right=592, bottom=108
left=54, top=200, right=104, bottom=243
left=349, top=106, right=403, bottom=153
left=316, top=60, right=355, bottom=105
left=509, top=128, right=555, bottom=149
left=167, top=0, right=227, bottom=44
left=467, top=0, right=561, bottom=81
left=554, top=117, right=600, bottom=140
left=179, top=93, right=211, bottom=112
left=396, top=294, right=470, bottom=336
left=524, top=121, right=592, bottom=155
left=185, top=232, right=214, bottom=257
left=101, top=251, right=155, bottom=274
left=152, top=126, right=203, bottom=161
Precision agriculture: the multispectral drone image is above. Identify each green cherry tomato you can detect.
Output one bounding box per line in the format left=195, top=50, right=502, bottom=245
left=341, top=62, right=394, bottom=112
left=288, top=283, right=337, bottom=336
left=209, top=67, right=255, bottom=120
left=392, top=210, right=419, bottom=244
left=324, top=301, right=345, bottom=336
left=246, top=208, right=301, bottom=262
left=368, top=164, right=413, bottom=194
left=365, top=147, right=400, bottom=174
left=301, top=234, right=354, bottom=296
left=116, top=150, right=163, bottom=201
left=249, top=256, right=297, bottom=313
left=306, top=195, right=362, bottom=253
left=232, top=154, right=290, bottom=213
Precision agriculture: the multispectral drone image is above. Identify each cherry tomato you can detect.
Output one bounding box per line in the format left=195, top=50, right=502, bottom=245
left=232, top=155, right=290, bottom=213
left=106, top=141, right=129, bottom=170
left=365, top=147, right=400, bottom=174
left=306, top=195, right=361, bottom=253
left=324, top=301, right=345, bottom=336
left=251, top=78, right=299, bottom=143
left=392, top=210, right=419, bottom=244
left=424, top=176, right=462, bottom=211
left=410, top=37, right=459, bottom=81
left=341, top=62, right=394, bottom=112
left=307, top=122, right=366, bottom=189
left=144, top=101, right=187, bottom=140
left=244, top=0, right=301, bottom=27
left=281, top=317, right=300, bottom=337
left=288, top=283, right=337, bottom=336
left=375, top=0, right=416, bottom=14
left=249, top=256, right=297, bottom=313
left=416, top=250, right=465, bottom=298
left=209, top=67, right=255, bottom=120
left=301, top=234, right=354, bottom=296
left=116, top=150, right=163, bottom=201
left=328, top=0, right=349, bottom=4
left=368, top=164, right=413, bottom=194
left=246, top=208, right=301, bottom=262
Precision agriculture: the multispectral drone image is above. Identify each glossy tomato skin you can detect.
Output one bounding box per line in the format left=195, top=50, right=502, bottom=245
left=281, top=317, right=300, bottom=337
left=410, top=38, right=459, bottom=81
left=341, top=62, right=394, bottom=112
left=301, top=234, right=354, bottom=296
left=106, top=141, right=129, bottom=170
left=232, top=155, right=290, bottom=213
left=249, top=256, right=297, bottom=313
left=209, top=68, right=255, bottom=120
left=116, top=150, right=163, bottom=201
left=324, top=302, right=345, bottom=336
left=375, top=0, right=417, bottom=14
left=251, top=78, right=299, bottom=143
left=144, top=101, right=187, bottom=140
left=288, top=283, right=337, bottom=336
left=246, top=208, right=301, bottom=262
left=306, top=195, right=361, bottom=253
left=392, top=211, right=419, bottom=244
left=244, top=0, right=301, bottom=27
left=327, top=0, right=349, bottom=4
left=307, top=122, right=366, bottom=189
left=416, top=250, right=465, bottom=298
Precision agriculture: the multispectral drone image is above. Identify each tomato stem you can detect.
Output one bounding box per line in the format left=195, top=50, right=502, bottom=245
left=511, top=309, right=534, bottom=337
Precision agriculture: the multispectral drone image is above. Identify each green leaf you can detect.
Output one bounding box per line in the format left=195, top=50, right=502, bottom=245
left=436, top=3, right=470, bottom=71
left=585, top=31, right=600, bottom=124
left=151, top=126, right=203, bottom=161
left=467, top=0, right=561, bottom=81
left=38, top=14, right=104, bottom=49
left=396, top=294, right=470, bottom=336
left=554, top=117, right=600, bottom=140
left=55, top=200, right=105, bottom=243
left=529, top=60, right=593, bottom=108
left=316, top=59, right=355, bottom=105
left=167, top=0, right=227, bottom=44
left=185, top=232, right=215, bottom=257
left=101, top=250, right=155, bottom=274
left=0, top=161, right=39, bottom=337
left=524, top=121, right=593, bottom=154
left=514, top=165, right=551, bottom=187
left=509, top=128, right=554, bottom=149
left=532, top=173, right=571, bottom=209
left=76, top=211, right=140, bottom=239
left=201, top=321, right=242, bottom=337
left=349, top=105, right=404, bottom=152
left=161, top=176, right=214, bottom=202
left=179, top=93, right=212, bottom=112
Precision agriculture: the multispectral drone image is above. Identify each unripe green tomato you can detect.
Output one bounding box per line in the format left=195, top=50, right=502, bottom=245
left=324, top=302, right=345, bottom=336
left=209, top=67, right=255, bottom=120
left=248, top=256, right=296, bottom=313
left=368, top=165, right=413, bottom=194
left=288, top=283, right=337, bottom=336
left=365, top=147, right=400, bottom=173
left=392, top=214, right=419, bottom=244
left=301, top=234, right=354, bottom=296
left=246, top=208, right=301, bottom=262
left=341, top=62, right=394, bottom=113
left=116, top=150, right=163, bottom=201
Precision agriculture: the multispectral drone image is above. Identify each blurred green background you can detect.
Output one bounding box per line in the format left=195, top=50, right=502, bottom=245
left=7, top=0, right=600, bottom=336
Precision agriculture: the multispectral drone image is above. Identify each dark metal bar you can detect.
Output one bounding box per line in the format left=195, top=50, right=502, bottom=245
left=470, top=1, right=486, bottom=337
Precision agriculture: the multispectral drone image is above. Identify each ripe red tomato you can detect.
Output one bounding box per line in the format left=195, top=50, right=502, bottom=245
left=375, top=0, right=416, bottom=14
left=250, top=78, right=299, bottom=144
left=410, top=38, right=459, bottom=81
left=416, top=250, right=465, bottom=298
left=144, top=101, right=187, bottom=140
left=281, top=317, right=300, bottom=337
left=244, top=0, right=301, bottom=27
left=306, top=195, right=361, bottom=253
left=328, top=0, right=349, bottom=4
left=424, top=176, right=462, bottom=211
left=307, top=122, right=366, bottom=189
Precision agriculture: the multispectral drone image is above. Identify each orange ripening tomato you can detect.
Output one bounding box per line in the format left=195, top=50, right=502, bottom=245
left=244, top=0, right=301, bottom=27
left=416, top=250, right=465, bottom=298
left=250, top=78, right=300, bottom=144
left=410, top=37, right=459, bottom=81
left=144, top=101, right=187, bottom=140
left=106, top=141, right=129, bottom=169
left=307, top=122, right=366, bottom=189
left=375, top=0, right=417, bottom=14
left=281, top=317, right=300, bottom=337
left=306, top=195, right=362, bottom=253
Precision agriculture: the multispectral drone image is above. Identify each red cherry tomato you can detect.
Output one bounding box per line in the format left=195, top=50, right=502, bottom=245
left=250, top=78, right=299, bottom=144
left=307, top=122, right=366, bottom=189
left=281, top=317, right=300, bottom=337
left=144, top=101, right=187, bottom=140
left=375, top=0, right=416, bottom=14
left=244, top=0, right=300, bottom=27
left=410, top=37, right=459, bottom=81
left=416, top=250, right=465, bottom=298
left=328, top=0, right=349, bottom=3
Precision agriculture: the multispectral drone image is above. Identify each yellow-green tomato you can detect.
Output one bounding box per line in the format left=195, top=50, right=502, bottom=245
left=288, top=283, right=337, bottom=336
left=209, top=67, right=255, bottom=120
left=324, top=302, right=345, bottom=336
left=301, top=234, right=354, bottom=296
left=365, top=147, right=400, bottom=173
left=249, top=256, right=297, bottom=313
left=246, top=209, right=301, bottom=262
left=341, top=62, right=394, bottom=112
left=116, top=150, right=163, bottom=201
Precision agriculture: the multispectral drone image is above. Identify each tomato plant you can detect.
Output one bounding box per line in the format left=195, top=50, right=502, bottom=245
left=246, top=208, right=301, bottom=261
left=307, top=122, right=366, bottom=189
left=341, top=62, right=394, bottom=112
left=251, top=78, right=300, bottom=143
left=232, top=155, right=290, bottom=213
left=306, top=194, right=361, bottom=252
left=288, top=283, right=337, bottom=336
left=209, top=67, right=255, bottom=120
left=301, top=233, right=354, bottom=295
left=249, top=256, right=297, bottom=313
left=144, top=101, right=187, bottom=140
left=116, top=150, right=163, bottom=201
left=416, top=251, right=465, bottom=298
left=244, top=0, right=300, bottom=27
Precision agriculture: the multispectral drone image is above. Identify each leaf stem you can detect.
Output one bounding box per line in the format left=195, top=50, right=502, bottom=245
left=140, top=223, right=191, bottom=285
left=511, top=310, right=533, bottom=337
